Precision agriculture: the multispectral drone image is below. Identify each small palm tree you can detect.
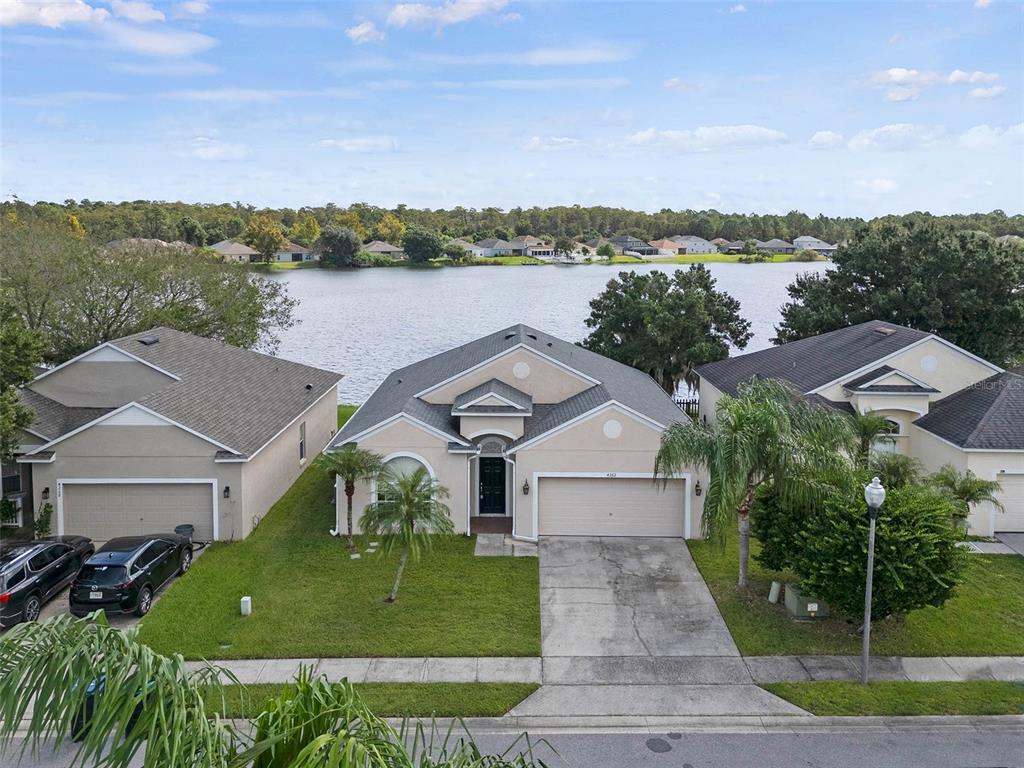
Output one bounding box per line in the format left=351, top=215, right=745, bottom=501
left=321, top=446, right=384, bottom=549
left=360, top=467, right=454, bottom=603
left=869, top=452, right=924, bottom=490
left=929, top=464, right=1004, bottom=528
left=655, top=378, right=854, bottom=588
left=852, top=411, right=897, bottom=466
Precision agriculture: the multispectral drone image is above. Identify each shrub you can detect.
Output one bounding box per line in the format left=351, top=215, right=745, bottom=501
left=750, top=484, right=813, bottom=573
left=794, top=485, right=967, bottom=620
left=402, top=226, right=443, bottom=263
left=318, top=225, right=361, bottom=267
left=355, top=250, right=400, bottom=267
left=33, top=502, right=53, bottom=538
left=791, top=248, right=819, bottom=262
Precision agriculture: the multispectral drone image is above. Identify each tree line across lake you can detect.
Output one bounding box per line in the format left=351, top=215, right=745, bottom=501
left=4, top=199, right=1022, bottom=249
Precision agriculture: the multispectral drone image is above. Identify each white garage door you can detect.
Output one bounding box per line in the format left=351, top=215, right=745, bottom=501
left=62, top=483, right=214, bottom=543
left=538, top=476, right=686, bottom=537
left=994, top=475, right=1024, bottom=532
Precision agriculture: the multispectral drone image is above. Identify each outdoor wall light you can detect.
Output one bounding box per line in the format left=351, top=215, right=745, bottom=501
left=41, top=487, right=50, bottom=500
left=223, top=486, right=231, bottom=499
left=522, top=479, right=530, bottom=495
left=694, top=481, right=702, bottom=497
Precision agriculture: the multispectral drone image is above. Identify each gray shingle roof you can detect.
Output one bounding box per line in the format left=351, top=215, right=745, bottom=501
left=842, top=365, right=938, bottom=394
left=453, top=379, right=532, bottom=412
left=17, top=389, right=112, bottom=441
left=914, top=371, right=1024, bottom=450
left=21, top=328, right=341, bottom=457
left=697, top=321, right=932, bottom=396
left=330, top=324, right=684, bottom=449
left=209, top=240, right=259, bottom=257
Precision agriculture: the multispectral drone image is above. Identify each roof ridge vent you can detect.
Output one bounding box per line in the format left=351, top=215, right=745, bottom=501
left=873, top=327, right=897, bottom=337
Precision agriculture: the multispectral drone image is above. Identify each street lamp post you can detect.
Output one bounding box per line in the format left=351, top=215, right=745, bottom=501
left=861, top=476, right=886, bottom=684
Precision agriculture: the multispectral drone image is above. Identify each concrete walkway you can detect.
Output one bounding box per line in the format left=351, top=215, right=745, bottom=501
left=997, top=532, right=1024, bottom=555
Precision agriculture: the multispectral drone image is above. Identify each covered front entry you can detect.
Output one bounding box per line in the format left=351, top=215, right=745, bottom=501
left=538, top=475, right=687, bottom=537
left=60, top=481, right=215, bottom=543
left=479, top=457, right=506, bottom=514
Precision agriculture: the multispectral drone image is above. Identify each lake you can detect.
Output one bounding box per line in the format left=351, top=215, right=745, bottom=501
left=265, top=261, right=830, bottom=403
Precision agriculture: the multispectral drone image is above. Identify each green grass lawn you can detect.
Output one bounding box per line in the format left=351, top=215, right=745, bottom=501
left=137, top=405, right=540, bottom=659
left=205, top=683, right=538, bottom=719
left=689, top=531, right=1024, bottom=656
left=763, top=681, right=1024, bottom=716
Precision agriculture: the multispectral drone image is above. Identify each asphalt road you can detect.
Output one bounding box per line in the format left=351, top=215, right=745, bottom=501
left=4, top=730, right=1023, bottom=768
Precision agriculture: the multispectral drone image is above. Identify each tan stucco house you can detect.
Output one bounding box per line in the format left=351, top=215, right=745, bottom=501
left=9, top=329, right=341, bottom=543
left=697, top=321, right=1023, bottom=536
left=327, top=325, right=703, bottom=540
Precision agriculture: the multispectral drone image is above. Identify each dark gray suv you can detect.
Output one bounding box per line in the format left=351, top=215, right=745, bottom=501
left=0, top=536, right=94, bottom=628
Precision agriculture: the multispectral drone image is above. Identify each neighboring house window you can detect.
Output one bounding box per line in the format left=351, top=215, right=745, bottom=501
left=871, top=419, right=901, bottom=455
left=299, top=422, right=307, bottom=461
left=0, top=462, right=23, bottom=527
left=377, top=456, right=428, bottom=503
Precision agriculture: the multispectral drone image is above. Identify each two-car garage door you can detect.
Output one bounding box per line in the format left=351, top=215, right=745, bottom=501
left=61, top=483, right=214, bottom=543
left=994, top=474, right=1024, bottom=532
left=538, top=476, right=686, bottom=537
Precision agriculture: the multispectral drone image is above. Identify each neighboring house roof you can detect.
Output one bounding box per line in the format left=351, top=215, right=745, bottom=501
left=996, top=234, right=1023, bottom=245
left=22, top=328, right=341, bottom=459
left=364, top=240, right=403, bottom=253
left=914, top=370, right=1024, bottom=450
left=510, top=235, right=544, bottom=246
left=793, top=235, right=835, bottom=248
left=697, top=321, right=933, bottom=396
left=475, top=238, right=512, bottom=249
left=842, top=365, right=939, bottom=394
left=330, top=324, right=684, bottom=450
left=672, top=235, right=712, bottom=244
left=278, top=240, right=311, bottom=254
left=447, top=239, right=479, bottom=250
left=762, top=238, right=794, bottom=249
left=17, top=389, right=112, bottom=441
left=649, top=238, right=682, bottom=250
left=209, top=240, right=259, bottom=257
left=710, top=237, right=729, bottom=245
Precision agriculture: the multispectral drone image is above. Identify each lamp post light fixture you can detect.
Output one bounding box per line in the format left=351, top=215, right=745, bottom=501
left=861, top=476, right=886, bottom=684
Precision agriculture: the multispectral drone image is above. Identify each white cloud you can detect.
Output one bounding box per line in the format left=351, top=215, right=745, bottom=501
left=498, top=11, right=520, bottom=23
left=887, top=32, right=901, bottom=44
left=524, top=136, right=582, bottom=151
left=386, top=0, right=508, bottom=29
left=856, top=177, right=899, bottom=194
left=969, top=85, right=1006, bottom=99
left=884, top=86, right=920, bottom=102
left=317, top=137, right=397, bottom=152
left=108, top=59, right=219, bottom=75
left=346, top=21, right=383, bottom=43
left=187, top=136, right=247, bottom=161
left=959, top=123, right=1024, bottom=149
left=176, top=1, right=209, bottom=15
left=440, top=77, right=628, bottom=91
left=110, top=0, right=164, bottom=23
left=868, top=67, right=938, bottom=86
left=420, top=45, right=628, bottom=66
left=101, top=22, right=217, bottom=57
left=163, top=87, right=315, bottom=102
left=728, top=4, right=747, bottom=13
left=808, top=130, right=844, bottom=149
left=1, top=0, right=109, bottom=27
left=227, top=10, right=331, bottom=28
left=664, top=77, right=697, bottom=91
left=6, top=90, right=125, bottom=106
left=974, top=0, right=991, bottom=7
left=848, top=123, right=943, bottom=151
left=627, top=125, right=788, bottom=152
left=947, top=69, right=999, bottom=84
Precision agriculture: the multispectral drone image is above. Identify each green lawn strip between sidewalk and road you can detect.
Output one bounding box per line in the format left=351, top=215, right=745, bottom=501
left=762, top=681, right=1024, bottom=716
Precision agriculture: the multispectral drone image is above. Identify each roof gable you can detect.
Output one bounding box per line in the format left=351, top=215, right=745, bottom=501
left=914, top=371, right=1024, bottom=450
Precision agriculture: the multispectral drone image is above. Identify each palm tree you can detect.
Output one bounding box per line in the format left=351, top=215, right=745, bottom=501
left=360, top=467, right=454, bottom=603
left=929, top=464, right=1004, bottom=528
left=868, top=452, right=924, bottom=490
left=321, top=446, right=384, bottom=549
left=655, top=378, right=854, bottom=588
left=852, top=411, right=897, bottom=466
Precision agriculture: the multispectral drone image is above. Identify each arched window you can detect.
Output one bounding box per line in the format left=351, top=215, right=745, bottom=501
left=378, top=455, right=429, bottom=502
left=871, top=419, right=901, bottom=455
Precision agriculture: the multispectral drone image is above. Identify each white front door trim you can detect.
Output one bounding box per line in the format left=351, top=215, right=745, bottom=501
left=56, top=477, right=219, bottom=540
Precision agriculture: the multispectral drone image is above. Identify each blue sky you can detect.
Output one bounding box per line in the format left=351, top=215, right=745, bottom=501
left=2, top=0, right=1022, bottom=216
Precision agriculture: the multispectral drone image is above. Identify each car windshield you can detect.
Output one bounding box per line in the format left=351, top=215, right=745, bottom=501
left=77, top=565, right=128, bottom=587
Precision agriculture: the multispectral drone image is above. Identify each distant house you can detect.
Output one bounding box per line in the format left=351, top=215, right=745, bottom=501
left=710, top=237, right=730, bottom=247
left=274, top=241, right=318, bottom=263
left=447, top=239, right=485, bottom=258
left=608, top=235, right=658, bottom=256
left=509, top=235, right=546, bottom=256
left=364, top=240, right=406, bottom=260
left=721, top=239, right=766, bottom=254
left=583, top=237, right=619, bottom=254
left=527, top=243, right=555, bottom=258
left=648, top=238, right=684, bottom=255
left=760, top=238, right=795, bottom=254
left=670, top=235, right=718, bottom=255
left=209, top=239, right=260, bottom=264
left=475, top=238, right=514, bottom=257
left=996, top=234, right=1023, bottom=246
left=792, top=235, right=837, bottom=257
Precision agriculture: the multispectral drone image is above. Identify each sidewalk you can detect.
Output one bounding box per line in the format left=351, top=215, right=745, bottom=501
left=186, top=654, right=1024, bottom=685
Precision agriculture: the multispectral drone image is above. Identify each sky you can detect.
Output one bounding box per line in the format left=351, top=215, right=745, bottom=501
left=1, top=0, right=1022, bottom=217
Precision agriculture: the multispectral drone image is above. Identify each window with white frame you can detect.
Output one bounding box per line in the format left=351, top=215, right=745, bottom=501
left=871, top=419, right=901, bottom=455
left=377, top=456, right=428, bottom=503
left=299, top=421, right=306, bottom=461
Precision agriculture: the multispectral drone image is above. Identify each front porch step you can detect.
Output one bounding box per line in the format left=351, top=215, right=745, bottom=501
left=474, top=534, right=537, bottom=558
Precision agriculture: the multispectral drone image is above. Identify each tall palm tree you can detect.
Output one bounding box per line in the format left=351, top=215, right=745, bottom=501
left=360, top=467, right=454, bottom=603
left=929, top=464, right=1004, bottom=528
left=321, top=446, right=384, bottom=549
left=655, top=378, right=854, bottom=588
left=852, top=411, right=897, bottom=466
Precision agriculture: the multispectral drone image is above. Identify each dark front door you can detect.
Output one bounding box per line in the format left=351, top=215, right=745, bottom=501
left=479, top=458, right=506, bottom=515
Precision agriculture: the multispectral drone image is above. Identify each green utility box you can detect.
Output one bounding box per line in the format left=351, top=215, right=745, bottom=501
left=784, top=583, right=830, bottom=619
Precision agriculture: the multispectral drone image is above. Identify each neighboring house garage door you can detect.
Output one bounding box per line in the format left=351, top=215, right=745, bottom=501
left=61, top=483, right=214, bottom=543
left=538, top=476, right=686, bottom=537
left=994, top=475, right=1024, bottom=532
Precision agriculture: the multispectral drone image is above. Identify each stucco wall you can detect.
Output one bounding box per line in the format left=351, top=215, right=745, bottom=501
left=241, top=386, right=338, bottom=539
left=697, top=378, right=723, bottom=423
left=510, top=406, right=706, bottom=539
left=341, top=419, right=470, bottom=536
left=421, top=348, right=593, bottom=405
left=458, top=415, right=525, bottom=440
left=32, top=361, right=175, bottom=408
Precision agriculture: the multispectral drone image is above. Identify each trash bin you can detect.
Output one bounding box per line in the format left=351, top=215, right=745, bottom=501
left=174, top=524, right=195, bottom=543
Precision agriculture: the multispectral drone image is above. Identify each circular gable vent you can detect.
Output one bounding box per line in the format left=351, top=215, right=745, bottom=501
left=513, top=361, right=531, bottom=379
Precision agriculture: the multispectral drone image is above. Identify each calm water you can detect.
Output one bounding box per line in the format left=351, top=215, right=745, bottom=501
left=266, top=261, right=830, bottom=403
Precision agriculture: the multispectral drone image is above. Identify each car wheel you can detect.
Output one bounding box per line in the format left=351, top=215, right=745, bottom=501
left=22, top=594, right=42, bottom=623
left=179, top=548, right=193, bottom=575
left=135, top=586, right=153, bottom=617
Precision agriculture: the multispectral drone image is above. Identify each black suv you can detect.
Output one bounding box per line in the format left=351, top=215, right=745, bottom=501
left=70, top=534, right=192, bottom=618
left=0, top=536, right=95, bottom=628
